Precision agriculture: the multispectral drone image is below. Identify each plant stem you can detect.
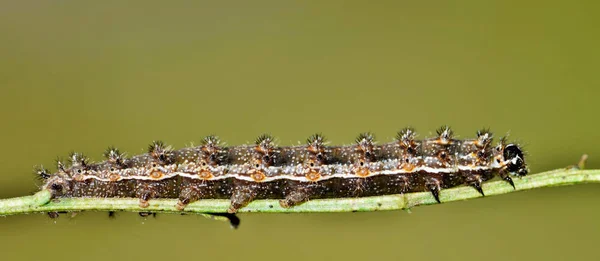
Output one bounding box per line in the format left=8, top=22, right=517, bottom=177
left=0, top=168, right=598, bottom=216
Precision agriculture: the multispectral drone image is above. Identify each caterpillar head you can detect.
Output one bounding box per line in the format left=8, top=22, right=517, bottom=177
left=503, top=144, right=528, bottom=176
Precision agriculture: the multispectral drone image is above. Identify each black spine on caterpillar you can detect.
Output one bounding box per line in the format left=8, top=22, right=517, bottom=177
left=148, top=140, right=174, bottom=165
left=228, top=134, right=282, bottom=213
left=200, top=135, right=228, bottom=166
left=103, top=146, right=127, bottom=168
left=66, top=152, right=90, bottom=176
left=34, top=165, right=51, bottom=181
left=353, top=132, right=377, bottom=177
left=421, top=125, right=459, bottom=203
left=396, top=127, right=420, bottom=166
left=176, top=135, right=228, bottom=211
left=279, top=133, right=329, bottom=209
left=355, top=132, right=378, bottom=162
left=134, top=141, right=176, bottom=208
left=455, top=129, right=495, bottom=196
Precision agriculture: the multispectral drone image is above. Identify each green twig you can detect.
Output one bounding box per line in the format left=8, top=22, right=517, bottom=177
left=0, top=168, right=598, bottom=216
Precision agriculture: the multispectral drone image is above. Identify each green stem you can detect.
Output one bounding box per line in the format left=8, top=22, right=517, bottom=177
left=0, top=168, right=598, bottom=216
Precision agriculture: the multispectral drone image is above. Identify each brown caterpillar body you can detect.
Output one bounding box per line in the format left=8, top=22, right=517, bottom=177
left=38, top=127, right=528, bottom=213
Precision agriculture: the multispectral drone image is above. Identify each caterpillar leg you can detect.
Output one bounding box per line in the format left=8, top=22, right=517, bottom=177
left=280, top=188, right=310, bottom=208
left=499, top=171, right=516, bottom=189
left=137, top=190, right=153, bottom=208
left=228, top=184, right=258, bottom=213
left=466, top=174, right=485, bottom=196
left=176, top=179, right=223, bottom=210
left=136, top=183, right=156, bottom=208
left=177, top=186, right=199, bottom=211
left=426, top=177, right=442, bottom=203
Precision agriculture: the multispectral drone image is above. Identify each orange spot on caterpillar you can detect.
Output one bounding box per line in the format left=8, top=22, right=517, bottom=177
left=354, top=166, right=370, bottom=177
left=109, top=173, right=120, bottom=181
left=401, top=163, right=416, bottom=172
left=250, top=171, right=266, bottom=182
left=305, top=170, right=321, bottom=181
left=198, top=169, right=213, bottom=180
left=149, top=170, right=164, bottom=179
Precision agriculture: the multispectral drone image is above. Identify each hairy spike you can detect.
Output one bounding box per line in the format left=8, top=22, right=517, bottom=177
left=147, top=140, right=174, bottom=165
left=255, top=134, right=276, bottom=154
left=499, top=136, right=508, bottom=146
left=200, top=135, right=221, bottom=146
left=34, top=165, right=51, bottom=180
left=306, top=133, right=326, bottom=146
left=68, top=152, right=88, bottom=167
left=55, top=157, right=66, bottom=172
left=476, top=128, right=493, bottom=147
left=255, top=134, right=274, bottom=146
left=103, top=146, right=124, bottom=164
left=396, top=127, right=416, bottom=143
left=477, top=128, right=493, bottom=139
left=355, top=132, right=375, bottom=145
left=148, top=141, right=168, bottom=154
left=436, top=125, right=453, bottom=140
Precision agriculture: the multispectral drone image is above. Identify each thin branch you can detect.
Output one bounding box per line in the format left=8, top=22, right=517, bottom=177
left=0, top=168, right=598, bottom=216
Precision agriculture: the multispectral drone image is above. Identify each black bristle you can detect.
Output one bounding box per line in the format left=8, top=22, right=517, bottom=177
left=255, top=133, right=274, bottom=145
left=499, top=136, right=508, bottom=146
left=148, top=141, right=167, bottom=154
left=103, top=146, right=124, bottom=164
left=476, top=128, right=493, bottom=145
left=55, top=158, right=66, bottom=172
left=396, top=127, right=416, bottom=143
left=148, top=141, right=172, bottom=164
left=34, top=165, right=51, bottom=180
left=200, top=135, right=221, bottom=146
left=68, top=152, right=88, bottom=167
left=477, top=128, right=493, bottom=138
left=355, top=132, right=375, bottom=145
left=306, top=133, right=326, bottom=146
left=436, top=125, right=453, bottom=140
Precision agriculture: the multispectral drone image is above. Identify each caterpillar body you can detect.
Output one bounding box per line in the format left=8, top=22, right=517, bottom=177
left=37, top=127, right=528, bottom=213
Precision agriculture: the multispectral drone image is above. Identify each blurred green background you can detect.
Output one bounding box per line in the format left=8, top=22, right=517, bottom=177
left=0, top=1, right=598, bottom=260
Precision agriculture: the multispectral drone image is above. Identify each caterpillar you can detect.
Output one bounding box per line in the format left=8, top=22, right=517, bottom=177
left=35, top=126, right=528, bottom=214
